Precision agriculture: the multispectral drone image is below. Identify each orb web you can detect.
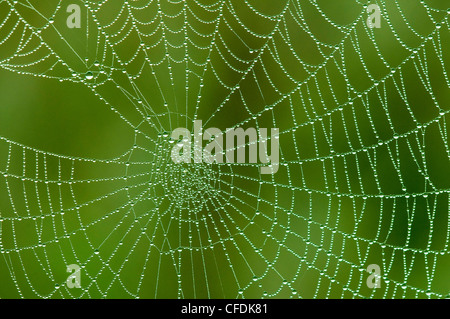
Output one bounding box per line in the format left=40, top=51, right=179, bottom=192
left=0, top=0, right=449, bottom=299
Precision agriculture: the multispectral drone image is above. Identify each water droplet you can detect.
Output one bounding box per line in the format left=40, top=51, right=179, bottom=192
left=85, top=71, right=94, bottom=80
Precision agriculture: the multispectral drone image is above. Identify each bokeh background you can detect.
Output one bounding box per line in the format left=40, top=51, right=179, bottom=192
left=0, top=0, right=449, bottom=299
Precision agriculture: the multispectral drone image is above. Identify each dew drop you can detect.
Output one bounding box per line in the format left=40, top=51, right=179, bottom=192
left=85, top=71, right=94, bottom=80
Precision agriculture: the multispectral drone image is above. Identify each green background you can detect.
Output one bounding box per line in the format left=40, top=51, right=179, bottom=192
left=0, top=0, right=449, bottom=299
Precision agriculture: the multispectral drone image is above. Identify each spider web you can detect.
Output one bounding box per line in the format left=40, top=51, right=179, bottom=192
left=0, top=0, right=449, bottom=299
